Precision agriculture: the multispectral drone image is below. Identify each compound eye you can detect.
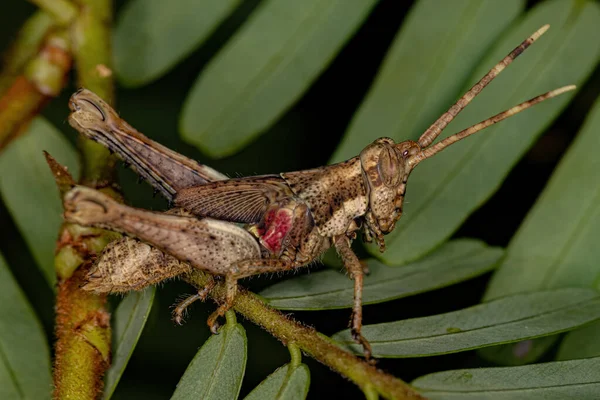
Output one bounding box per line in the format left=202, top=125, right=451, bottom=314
left=378, top=146, right=402, bottom=187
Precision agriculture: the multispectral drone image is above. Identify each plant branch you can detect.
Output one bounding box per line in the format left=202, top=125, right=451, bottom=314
left=184, top=271, right=425, bottom=400
left=0, top=10, right=55, bottom=96
left=52, top=0, right=117, bottom=398
left=0, top=30, right=70, bottom=151
left=28, top=0, right=77, bottom=26
left=0, top=11, right=66, bottom=152
left=71, top=0, right=117, bottom=186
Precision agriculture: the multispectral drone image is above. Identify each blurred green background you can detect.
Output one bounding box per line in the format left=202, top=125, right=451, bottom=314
left=1, top=0, right=599, bottom=398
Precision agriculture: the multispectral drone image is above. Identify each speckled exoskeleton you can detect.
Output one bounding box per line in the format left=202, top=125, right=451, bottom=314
left=64, top=26, right=574, bottom=359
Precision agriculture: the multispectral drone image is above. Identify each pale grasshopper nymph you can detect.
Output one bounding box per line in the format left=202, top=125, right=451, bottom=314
left=64, top=25, right=574, bottom=359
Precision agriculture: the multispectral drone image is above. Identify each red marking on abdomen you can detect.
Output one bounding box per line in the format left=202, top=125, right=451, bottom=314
left=260, top=208, right=293, bottom=254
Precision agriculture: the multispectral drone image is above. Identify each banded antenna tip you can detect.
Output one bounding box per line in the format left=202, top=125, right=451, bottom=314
left=536, top=24, right=550, bottom=38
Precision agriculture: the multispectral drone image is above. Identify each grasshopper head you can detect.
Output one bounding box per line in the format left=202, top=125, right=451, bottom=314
left=358, top=81, right=575, bottom=252
left=359, top=138, right=421, bottom=237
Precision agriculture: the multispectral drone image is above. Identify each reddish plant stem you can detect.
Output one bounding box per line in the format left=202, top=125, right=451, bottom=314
left=0, top=10, right=55, bottom=96
left=0, top=30, right=70, bottom=152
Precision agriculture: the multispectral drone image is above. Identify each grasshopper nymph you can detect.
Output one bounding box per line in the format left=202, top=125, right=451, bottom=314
left=64, top=25, right=574, bottom=359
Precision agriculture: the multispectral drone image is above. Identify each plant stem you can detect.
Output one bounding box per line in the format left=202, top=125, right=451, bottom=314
left=0, top=10, right=55, bottom=97
left=185, top=271, right=425, bottom=400
left=287, top=343, right=302, bottom=367
left=71, top=0, right=117, bottom=186
left=28, top=0, right=77, bottom=25
left=0, top=76, right=46, bottom=150
left=0, top=31, right=70, bottom=151
left=52, top=0, right=117, bottom=398
left=364, top=385, right=381, bottom=400
left=54, top=268, right=112, bottom=399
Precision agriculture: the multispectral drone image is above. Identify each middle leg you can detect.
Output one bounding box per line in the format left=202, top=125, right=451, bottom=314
left=172, top=275, right=217, bottom=325
left=206, top=258, right=303, bottom=333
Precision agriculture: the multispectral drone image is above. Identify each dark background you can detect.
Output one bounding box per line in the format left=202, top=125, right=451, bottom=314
left=1, top=0, right=599, bottom=398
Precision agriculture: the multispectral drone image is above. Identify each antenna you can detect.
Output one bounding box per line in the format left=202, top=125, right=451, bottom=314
left=417, top=25, right=551, bottom=149
left=411, top=85, right=576, bottom=165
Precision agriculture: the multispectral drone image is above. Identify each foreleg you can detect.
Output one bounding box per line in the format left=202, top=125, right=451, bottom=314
left=334, top=235, right=373, bottom=361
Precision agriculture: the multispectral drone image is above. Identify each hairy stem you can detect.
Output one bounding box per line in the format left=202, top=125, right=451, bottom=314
left=53, top=0, right=117, bottom=398
left=54, top=268, right=112, bottom=399
left=185, top=271, right=425, bottom=400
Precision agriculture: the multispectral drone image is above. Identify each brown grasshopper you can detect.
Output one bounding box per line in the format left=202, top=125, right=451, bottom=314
left=64, top=25, right=574, bottom=359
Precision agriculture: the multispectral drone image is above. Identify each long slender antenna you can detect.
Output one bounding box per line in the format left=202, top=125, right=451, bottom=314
left=409, top=85, right=576, bottom=166
left=417, top=24, right=550, bottom=148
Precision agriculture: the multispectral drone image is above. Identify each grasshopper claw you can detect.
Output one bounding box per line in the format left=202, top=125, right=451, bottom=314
left=207, top=313, right=223, bottom=334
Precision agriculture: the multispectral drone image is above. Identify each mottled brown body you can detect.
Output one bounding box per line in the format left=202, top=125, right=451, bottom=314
left=283, top=158, right=367, bottom=236
left=83, top=237, right=191, bottom=293
left=64, top=26, right=575, bottom=359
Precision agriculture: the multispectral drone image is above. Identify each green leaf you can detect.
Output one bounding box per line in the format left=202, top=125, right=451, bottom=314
left=180, top=0, right=378, bottom=158
left=557, top=321, right=600, bottom=361
left=485, top=96, right=600, bottom=297
left=171, top=318, right=247, bottom=400
left=260, top=239, right=502, bottom=310
left=104, top=288, right=156, bottom=400
left=331, top=0, right=524, bottom=162
left=478, top=336, right=559, bottom=366
left=114, top=0, right=242, bottom=87
left=332, top=288, right=600, bottom=358
left=480, top=82, right=600, bottom=366
left=0, top=253, right=52, bottom=400
left=0, top=118, right=79, bottom=285
left=412, top=356, right=600, bottom=399
left=244, top=364, right=310, bottom=400
left=367, top=0, right=600, bottom=265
